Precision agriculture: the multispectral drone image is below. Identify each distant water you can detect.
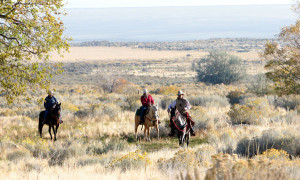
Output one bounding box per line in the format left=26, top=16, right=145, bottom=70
left=62, top=5, right=297, bottom=42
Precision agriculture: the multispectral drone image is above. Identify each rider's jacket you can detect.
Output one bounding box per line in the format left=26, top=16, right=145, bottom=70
left=141, top=94, right=154, bottom=107
left=44, top=96, right=58, bottom=110
left=168, top=98, right=191, bottom=113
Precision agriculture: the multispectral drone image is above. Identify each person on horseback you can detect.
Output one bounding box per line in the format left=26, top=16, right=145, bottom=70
left=43, top=90, right=62, bottom=124
left=140, top=89, right=154, bottom=124
left=167, top=90, right=196, bottom=136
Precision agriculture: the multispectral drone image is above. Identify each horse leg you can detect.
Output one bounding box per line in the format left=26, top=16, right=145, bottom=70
left=135, top=123, right=138, bottom=141
left=39, top=118, right=43, bottom=138
left=147, top=127, right=151, bottom=142
left=52, top=125, right=57, bottom=141
left=144, top=126, right=147, bottom=141
left=155, top=124, right=159, bottom=140
left=181, top=132, right=186, bottom=147
left=56, top=124, right=59, bottom=133
left=186, top=132, right=190, bottom=148
left=49, top=125, right=52, bottom=140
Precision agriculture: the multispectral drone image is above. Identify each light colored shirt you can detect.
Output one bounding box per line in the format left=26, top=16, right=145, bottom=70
left=168, top=99, right=191, bottom=111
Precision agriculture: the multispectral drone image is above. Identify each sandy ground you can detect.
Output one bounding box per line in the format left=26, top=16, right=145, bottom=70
left=49, top=46, right=208, bottom=62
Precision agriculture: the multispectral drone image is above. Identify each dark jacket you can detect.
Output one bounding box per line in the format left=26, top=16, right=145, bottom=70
left=44, top=96, right=58, bottom=110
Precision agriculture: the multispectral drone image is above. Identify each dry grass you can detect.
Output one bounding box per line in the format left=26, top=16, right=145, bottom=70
left=49, top=46, right=260, bottom=63
left=1, top=45, right=299, bottom=179
left=49, top=46, right=208, bottom=62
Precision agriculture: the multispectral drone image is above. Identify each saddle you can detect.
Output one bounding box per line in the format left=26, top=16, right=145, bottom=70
left=136, top=106, right=150, bottom=115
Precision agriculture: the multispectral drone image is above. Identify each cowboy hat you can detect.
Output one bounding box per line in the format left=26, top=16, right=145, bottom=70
left=143, top=89, right=148, bottom=94
left=177, top=90, right=185, bottom=95
left=48, top=90, right=54, bottom=95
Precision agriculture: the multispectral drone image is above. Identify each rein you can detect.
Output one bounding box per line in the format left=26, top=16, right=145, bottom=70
left=173, top=118, right=187, bottom=132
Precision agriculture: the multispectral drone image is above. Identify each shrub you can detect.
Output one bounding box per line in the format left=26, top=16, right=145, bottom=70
left=273, top=95, right=300, bottom=110
left=226, top=91, right=244, bottom=105
left=157, top=85, right=180, bottom=95
left=160, top=96, right=174, bottom=110
left=236, top=128, right=300, bottom=157
left=48, top=147, right=75, bottom=166
left=260, top=148, right=290, bottom=161
left=246, top=74, right=273, bottom=96
left=106, top=150, right=151, bottom=171
left=189, top=95, right=229, bottom=107
left=196, top=51, right=244, bottom=85
left=77, top=157, right=101, bottom=167
left=86, top=138, right=128, bottom=155
left=158, top=149, right=199, bottom=172
left=228, top=97, right=271, bottom=125
left=6, top=149, right=30, bottom=162
left=205, top=153, right=300, bottom=180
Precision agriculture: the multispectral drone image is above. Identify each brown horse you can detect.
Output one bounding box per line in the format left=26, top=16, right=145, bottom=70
left=135, top=105, right=160, bottom=141
left=38, top=103, right=61, bottom=141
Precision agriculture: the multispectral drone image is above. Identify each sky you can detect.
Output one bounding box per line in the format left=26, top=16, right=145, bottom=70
left=65, top=0, right=295, bottom=8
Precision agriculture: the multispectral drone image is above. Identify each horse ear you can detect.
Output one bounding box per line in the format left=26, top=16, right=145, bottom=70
left=59, top=103, right=61, bottom=106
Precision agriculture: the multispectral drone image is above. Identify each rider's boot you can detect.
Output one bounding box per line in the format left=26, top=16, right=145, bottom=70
left=59, top=119, right=63, bottom=124
left=139, top=116, right=144, bottom=125
left=42, top=118, right=46, bottom=124
left=190, top=127, right=196, bottom=136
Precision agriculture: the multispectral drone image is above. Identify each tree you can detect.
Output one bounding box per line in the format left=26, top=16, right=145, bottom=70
left=196, top=51, right=244, bottom=85
left=263, top=5, right=300, bottom=95
left=0, top=0, right=70, bottom=104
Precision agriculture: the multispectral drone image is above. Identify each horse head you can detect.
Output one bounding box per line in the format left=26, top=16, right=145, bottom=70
left=52, top=103, right=61, bottom=124
left=149, top=105, right=159, bottom=121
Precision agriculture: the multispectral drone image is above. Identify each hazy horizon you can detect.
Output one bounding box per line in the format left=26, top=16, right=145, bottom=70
left=62, top=4, right=297, bottom=42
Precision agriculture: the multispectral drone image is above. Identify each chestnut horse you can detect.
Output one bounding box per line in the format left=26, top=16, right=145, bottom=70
left=38, top=103, right=61, bottom=141
left=135, top=105, right=160, bottom=141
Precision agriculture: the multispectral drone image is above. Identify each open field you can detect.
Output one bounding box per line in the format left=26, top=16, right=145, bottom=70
left=50, top=46, right=264, bottom=86
left=49, top=46, right=261, bottom=62
left=1, top=81, right=300, bottom=179
left=49, top=47, right=208, bottom=62
left=1, top=40, right=300, bottom=179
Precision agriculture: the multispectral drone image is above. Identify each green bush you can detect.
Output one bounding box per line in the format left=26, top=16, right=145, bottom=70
left=196, top=51, right=244, bottom=85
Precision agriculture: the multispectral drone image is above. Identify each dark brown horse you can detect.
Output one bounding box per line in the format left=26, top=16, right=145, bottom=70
left=38, top=103, right=61, bottom=141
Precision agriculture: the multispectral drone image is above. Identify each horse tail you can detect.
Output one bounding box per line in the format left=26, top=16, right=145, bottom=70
left=38, top=111, right=45, bottom=137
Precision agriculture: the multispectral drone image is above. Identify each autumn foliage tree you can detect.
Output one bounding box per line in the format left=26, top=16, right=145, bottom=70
left=0, top=0, right=70, bottom=104
left=263, top=4, right=300, bottom=95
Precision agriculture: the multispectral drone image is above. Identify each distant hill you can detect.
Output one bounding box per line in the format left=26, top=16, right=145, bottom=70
left=63, top=5, right=296, bottom=42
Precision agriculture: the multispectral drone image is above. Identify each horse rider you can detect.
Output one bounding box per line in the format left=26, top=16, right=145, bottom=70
left=167, top=90, right=196, bottom=136
left=140, top=89, right=154, bottom=124
left=43, top=90, right=62, bottom=124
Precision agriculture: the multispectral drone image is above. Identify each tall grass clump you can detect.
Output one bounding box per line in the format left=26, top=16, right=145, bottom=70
left=228, top=97, right=272, bottom=125
left=189, top=95, right=229, bottom=107
left=236, top=128, right=300, bottom=157
left=106, top=150, right=151, bottom=171
left=205, top=153, right=300, bottom=180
